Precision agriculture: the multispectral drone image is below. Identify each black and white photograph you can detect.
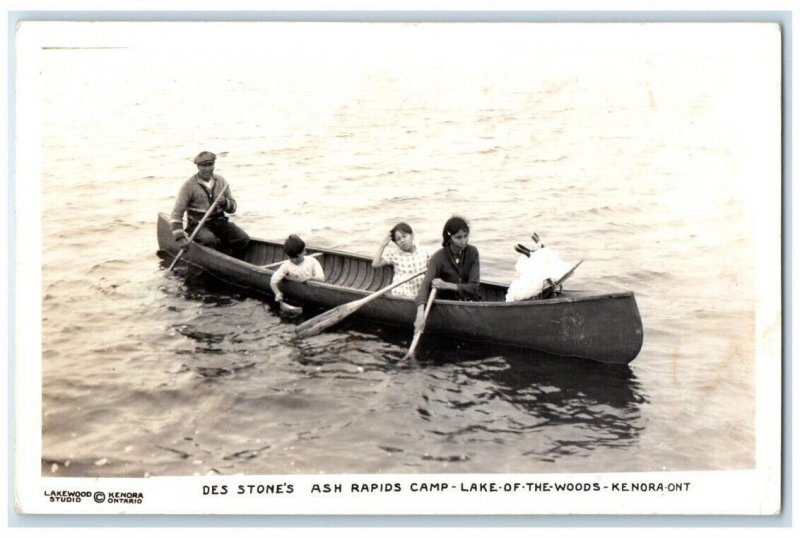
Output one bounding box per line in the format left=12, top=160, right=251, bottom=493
left=11, top=12, right=784, bottom=517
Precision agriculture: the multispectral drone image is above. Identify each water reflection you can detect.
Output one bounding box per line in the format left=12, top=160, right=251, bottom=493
left=342, top=320, right=648, bottom=460
left=159, top=261, right=275, bottom=379
left=415, top=336, right=647, bottom=459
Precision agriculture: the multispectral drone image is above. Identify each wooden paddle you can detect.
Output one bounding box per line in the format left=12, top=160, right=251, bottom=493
left=402, top=287, right=437, bottom=360
left=168, top=186, right=229, bottom=271
left=295, top=269, right=426, bottom=338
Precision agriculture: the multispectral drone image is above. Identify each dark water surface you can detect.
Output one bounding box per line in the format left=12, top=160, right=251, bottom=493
left=37, top=25, right=767, bottom=478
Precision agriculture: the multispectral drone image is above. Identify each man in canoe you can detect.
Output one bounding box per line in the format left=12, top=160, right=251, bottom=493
left=169, top=151, right=250, bottom=258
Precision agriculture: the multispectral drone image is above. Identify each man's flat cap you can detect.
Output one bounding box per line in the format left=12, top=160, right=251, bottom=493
left=193, top=151, right=216, bottom=165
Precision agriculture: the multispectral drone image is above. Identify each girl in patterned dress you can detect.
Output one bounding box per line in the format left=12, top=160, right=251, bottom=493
left=371, top=222, right=431, bottom=298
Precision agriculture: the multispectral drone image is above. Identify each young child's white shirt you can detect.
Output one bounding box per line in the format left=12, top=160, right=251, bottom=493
left=270, top=256, right=325, bottom=285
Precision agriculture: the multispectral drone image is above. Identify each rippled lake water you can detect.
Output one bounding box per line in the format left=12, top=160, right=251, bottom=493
left=27, top=23, right=779, bottom=478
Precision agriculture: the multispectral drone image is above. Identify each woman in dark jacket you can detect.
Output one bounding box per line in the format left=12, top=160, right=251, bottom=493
left=413, top=216, right=481, bottom=331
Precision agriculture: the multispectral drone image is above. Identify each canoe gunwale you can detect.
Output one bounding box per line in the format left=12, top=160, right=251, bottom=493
left=163, top=237, right=636, bottom=309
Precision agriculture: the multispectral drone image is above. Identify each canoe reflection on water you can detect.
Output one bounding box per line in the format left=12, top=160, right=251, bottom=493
left=352, top=319, right=645, bottom=445
left=414, top=332, right=644, bottom=412
left=431, top=340, right=646, bottom=458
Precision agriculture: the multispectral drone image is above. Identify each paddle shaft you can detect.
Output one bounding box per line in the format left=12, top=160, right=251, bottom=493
left=295, top=269, right=426, bottom=338
left=403, top=287, right=437, bottom=360
left=538, top=259, right=584, bottom=298
left=554, top=259, right=583, bottom=286
left=168, top=186, right=229, bottom=271
left=347, top=271, right=424, bottom=309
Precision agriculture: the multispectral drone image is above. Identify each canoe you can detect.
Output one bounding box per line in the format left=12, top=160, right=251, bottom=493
left=157, top=213, right=644, bottom=364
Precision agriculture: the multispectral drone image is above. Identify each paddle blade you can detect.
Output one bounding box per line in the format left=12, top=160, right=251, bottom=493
left=295, top=301, right=362, bottom=338
left=279, top=301, right=303, bottom=317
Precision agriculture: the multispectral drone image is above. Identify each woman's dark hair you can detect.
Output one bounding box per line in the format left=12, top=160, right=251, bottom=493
left=442, top=216, right=470, bottom=247
left=390, top=222, right=413, bottom=243
left=283, top=234, right=305, bottom=257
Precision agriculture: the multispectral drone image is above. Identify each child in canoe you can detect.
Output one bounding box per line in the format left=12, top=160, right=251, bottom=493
left=270, top=234, right=325, bottom=304
left=372, top=222, right=431, bottom=298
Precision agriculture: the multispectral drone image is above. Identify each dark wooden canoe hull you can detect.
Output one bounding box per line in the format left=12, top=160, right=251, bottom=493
left=157, top=213, right=643, bottom=364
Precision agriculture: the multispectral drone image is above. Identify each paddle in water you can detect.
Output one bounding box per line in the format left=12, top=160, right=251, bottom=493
left=402, top=287, right=437, bottom=360
left=295, top=269, right=425, bottom=338
left=167, top=187, right=229, bottom=271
